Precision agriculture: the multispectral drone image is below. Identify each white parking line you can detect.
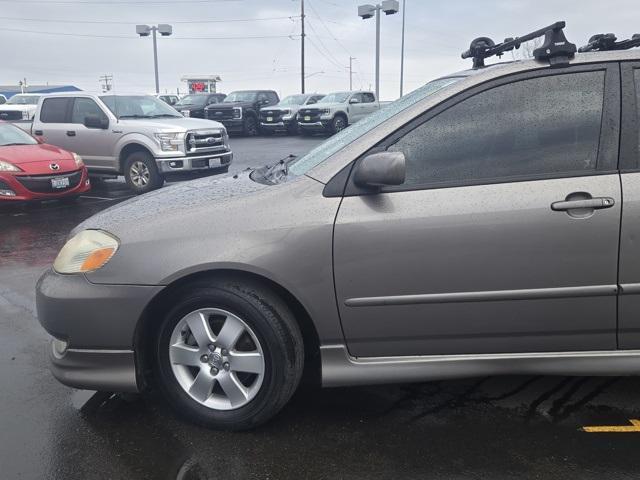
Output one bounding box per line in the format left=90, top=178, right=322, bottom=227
left=81, top=195, right=127, bottom=201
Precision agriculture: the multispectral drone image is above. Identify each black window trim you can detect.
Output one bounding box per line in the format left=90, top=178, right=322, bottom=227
left=620, top=61, right=640, bottom=172
left=334, top=62, right=621, bottom=197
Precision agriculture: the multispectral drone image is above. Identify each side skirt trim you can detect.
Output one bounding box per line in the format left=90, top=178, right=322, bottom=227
left=320, top=345, right=640, bottom=387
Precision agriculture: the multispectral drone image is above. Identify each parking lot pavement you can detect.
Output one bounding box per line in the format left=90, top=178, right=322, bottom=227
left=2, top=136, right=640, bottom=479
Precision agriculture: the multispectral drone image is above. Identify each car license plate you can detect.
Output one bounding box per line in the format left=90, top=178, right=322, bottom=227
left=267, top=116, right=273, bottom=122
left=182, top=110, right=190, bottom=117
left=209, top=158, right=220, bottom=167
left=304, top=116, right=311, bottom=121
left=51, top=177, right=70, bottom=189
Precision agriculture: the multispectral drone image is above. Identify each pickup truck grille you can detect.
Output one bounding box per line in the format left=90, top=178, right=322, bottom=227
left=0, top=111, right=23, bottom=121
left=15, top=171, right=82, bottom=193
left=260, top=109, right=285, bottom=123
left=298, top=108, right=321, bottom=123
left=205, top=108, right=236, bottom=121
left=185, top=129, right=226, bottom=155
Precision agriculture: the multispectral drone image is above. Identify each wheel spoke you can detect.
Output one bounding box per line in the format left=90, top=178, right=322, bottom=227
left=169, top=343, right=201, bottom=367
left=184, top=311, right=215, bottom=347
left=218, top=372, right=248, bottom=407
left=188, top=369, right=215, bottom=402
left=215, top=315, right=245, bottom=350
left=229, top=351, right=263, bottom=374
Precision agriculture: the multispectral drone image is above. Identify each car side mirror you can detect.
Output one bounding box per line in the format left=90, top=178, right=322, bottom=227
left=84, top=114, right=108, bottom=129
left=35, top=136, right=45, bottom=144
left=353, top=151, right=406, bottom=189
left=349, top=98, right=360, bottom=104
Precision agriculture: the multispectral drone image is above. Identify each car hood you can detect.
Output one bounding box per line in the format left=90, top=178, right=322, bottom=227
left=76, top=170, right=270, bottom=237
left=207, top=101, right=254, bottom=109
left=0, top=143, right=73, bottom=165
left=116, top=117, right=224, bottom=130
left=0, top=105, right=36, bottom=112
left=302, top=102, right=345, bottom=110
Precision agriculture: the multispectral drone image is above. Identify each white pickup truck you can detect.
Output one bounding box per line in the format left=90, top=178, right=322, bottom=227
left=297, top=90, right=381, bottom=135
left=0, top=93, right=42, bottom=121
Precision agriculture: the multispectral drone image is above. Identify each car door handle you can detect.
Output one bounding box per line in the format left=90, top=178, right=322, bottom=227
left=551, top=197, right=615, bottom=211
left=66, top=130, right=76, bottom=137
left=34, top=130, right=43, bottom=136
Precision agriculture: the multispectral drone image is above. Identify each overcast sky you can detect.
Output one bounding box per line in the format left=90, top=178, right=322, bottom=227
left=1, top=0, right=639, bottom=100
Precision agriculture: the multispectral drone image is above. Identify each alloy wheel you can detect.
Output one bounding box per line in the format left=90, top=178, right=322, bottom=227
left=130, top=161, right=150, bottom=187
left=169, top=308, right=265, bottom=410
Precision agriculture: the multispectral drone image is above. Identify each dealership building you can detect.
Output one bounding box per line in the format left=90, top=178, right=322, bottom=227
left=0, top=84, right=81, bottom=99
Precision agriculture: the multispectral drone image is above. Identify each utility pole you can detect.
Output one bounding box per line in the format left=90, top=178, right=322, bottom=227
left=300, top=0, right=306, bottom=93
left=349, top=57, right=355, bottom=90
left=399, top=0, right=406, bottom=97
left=99, top=74, right=113, bottom=93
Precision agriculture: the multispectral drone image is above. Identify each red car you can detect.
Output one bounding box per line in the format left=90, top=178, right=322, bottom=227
left=0, top=121, right=90, bottom=202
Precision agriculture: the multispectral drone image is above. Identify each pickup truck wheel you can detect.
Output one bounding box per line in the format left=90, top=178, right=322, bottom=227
left=331, top=115, right=347, bottom=135
left=124, top=151, right=164, bottom=194
left=154, top=279, right=304, bottom=430
left=243, top=116, right=258, bottom=137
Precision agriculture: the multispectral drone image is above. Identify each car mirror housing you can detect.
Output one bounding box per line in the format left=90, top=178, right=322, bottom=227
left=84, top=114, right=108, bottom=129
left=353, top=151, right=406, bottom=189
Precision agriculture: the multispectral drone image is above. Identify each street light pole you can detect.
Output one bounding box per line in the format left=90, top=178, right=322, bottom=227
left=399, top=0, right=406, bottom=97
left=375, top=7, right=380, bottom=99
left=357, top=1, right=399, bottom=100
left=136, top=24, right=173, bottom=95
left=152, top=27, right=159, bottom=94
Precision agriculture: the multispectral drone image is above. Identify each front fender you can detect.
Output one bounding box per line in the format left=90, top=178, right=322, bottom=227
left=114, top=133, right=161, bottom=161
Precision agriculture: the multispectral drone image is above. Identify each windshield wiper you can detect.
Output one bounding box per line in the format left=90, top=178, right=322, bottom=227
left=118, top=114, right=152, bottom=119
left=260, top=154, right=297, bottom=184
left=1, top=143, right=30, bottom=146
left=150, top=114, right=182, bottom=118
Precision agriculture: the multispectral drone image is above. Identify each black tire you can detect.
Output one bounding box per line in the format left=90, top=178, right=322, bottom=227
left=330, top=115, right=347, bottom=135
left=154, top=278, right=304, bottom=431
left=242, top=116, right=259, bottom=136
left=123, top=151, right=164, bottom=195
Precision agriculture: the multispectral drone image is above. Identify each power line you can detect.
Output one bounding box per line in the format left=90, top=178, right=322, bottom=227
left=0, top=27, right=299, bottom=40
left=0, top=15, right=294, bottom=24
left=305, top=20, right=345, bottom=68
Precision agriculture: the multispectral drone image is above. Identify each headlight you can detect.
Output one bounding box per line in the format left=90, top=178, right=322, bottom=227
left=319, top=108, right=330, bottom=115
left=0, top=160, right=21, bottom=172
left=154, top=132, right=184, bottom=151
left=232, top=107, right=242, bottom=119
left=53, top=230, right=119, bottom=274
left=72, top=152, right=84, bottom=168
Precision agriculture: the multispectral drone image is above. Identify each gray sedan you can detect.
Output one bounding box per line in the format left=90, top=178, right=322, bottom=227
left=36, top=46, right=640, bottom=430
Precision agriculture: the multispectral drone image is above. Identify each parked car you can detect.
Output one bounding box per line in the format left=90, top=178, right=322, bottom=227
left=297, top=90, right=380, bottom=135
left=0, top=93, right=42, bottom=121
left=0, top=121, right=90, bottom=202
left=0, top=94, right=6, bottom=105
left=205, top=90, right=279, bottom=136
left=175, top=93, right=226, bottom=118
left=30, top=93, right=232, bottom=194
left=36, top=24, right=640, bottom=431
left=259, top=93, right=325, bottom=135
left=156, top=94, right=180, bottom=106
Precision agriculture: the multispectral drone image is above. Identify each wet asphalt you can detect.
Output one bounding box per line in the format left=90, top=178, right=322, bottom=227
left=2, top=135, right=640, bottom=479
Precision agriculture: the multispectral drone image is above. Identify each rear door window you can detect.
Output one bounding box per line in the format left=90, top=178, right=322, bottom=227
left=40, top=97, right=72, bottom=123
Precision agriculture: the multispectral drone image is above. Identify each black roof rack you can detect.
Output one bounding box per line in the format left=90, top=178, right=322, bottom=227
left=461, top=21, right=577, bottom=69
left=578, top=33, right=640, bottom=52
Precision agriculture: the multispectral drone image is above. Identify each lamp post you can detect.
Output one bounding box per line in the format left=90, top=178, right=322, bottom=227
left=136, top=24, right=173, bottom=94
left=357, top=1, right=399, bottom=100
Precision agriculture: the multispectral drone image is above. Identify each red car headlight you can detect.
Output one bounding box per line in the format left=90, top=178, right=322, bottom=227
left=0, top=160, right=21, bottom=172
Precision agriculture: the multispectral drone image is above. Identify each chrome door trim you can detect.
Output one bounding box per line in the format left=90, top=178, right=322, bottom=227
left=619, top=283, right=640, bottom=294
left=344, top=285, right=618, bottom=307
left=320, top=345, right=640, bottom=387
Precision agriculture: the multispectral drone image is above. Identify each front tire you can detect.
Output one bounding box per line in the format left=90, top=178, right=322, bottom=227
left=124, top=151, right=164, bottom=194
left=330, top=115, right=347, bottom=135
left=242, top=116, right=259, bottom=136
left=154, top=279, right=304, bottom=430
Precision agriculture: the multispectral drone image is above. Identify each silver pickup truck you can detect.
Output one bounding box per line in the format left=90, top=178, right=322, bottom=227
left=30, top=93, right=233, bottom=194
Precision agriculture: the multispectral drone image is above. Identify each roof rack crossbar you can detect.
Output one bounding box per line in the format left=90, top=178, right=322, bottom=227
left=578, top=33, right=640, bottom=52
left=461, top=21, right=577, bottom=69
